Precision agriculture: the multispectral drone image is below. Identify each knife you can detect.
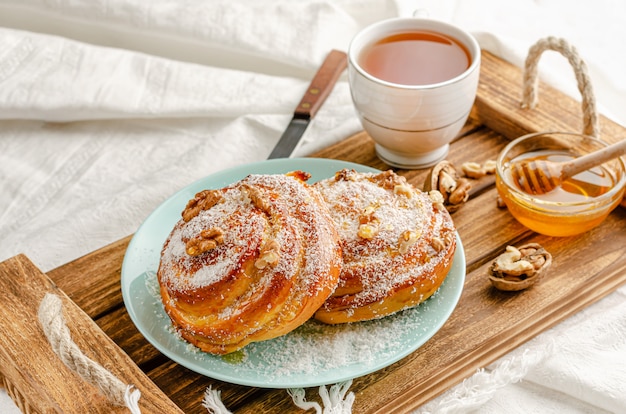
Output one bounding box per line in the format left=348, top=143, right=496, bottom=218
left=267, top=49, right=348, bottom=159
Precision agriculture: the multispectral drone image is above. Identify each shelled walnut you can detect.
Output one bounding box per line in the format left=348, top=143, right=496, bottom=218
left=460, top=160, right=498, bottom=179
left=182, top=189, right=222, bottom=222
left=488, top=243, right=552, bottom=291
left=357, top=204, right=380, bottom=239
left=254, top=240, right=281, bottom=269
left=461, top=161, right=486, bottom=179
left=423, top=160, right=471, bottom=212
left=186, top=227, right=224, bottom=256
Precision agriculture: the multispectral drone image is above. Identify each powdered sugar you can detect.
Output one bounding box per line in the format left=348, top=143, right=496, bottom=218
left=137, top=265, right=459, bottom=384
left=159, top=190, right=264, bottom=290
left=123, top=161, right=465, bottom=388
left=157, top=172, right=342, bottom=352
left=315, top=170, right=454, bottom=310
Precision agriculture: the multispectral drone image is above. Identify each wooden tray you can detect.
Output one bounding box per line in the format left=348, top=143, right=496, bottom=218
left=1, top=50, right=626, bottom=413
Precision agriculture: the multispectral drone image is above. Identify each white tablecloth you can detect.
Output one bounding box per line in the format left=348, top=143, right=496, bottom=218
left=1, top=1, right=625, bottom=413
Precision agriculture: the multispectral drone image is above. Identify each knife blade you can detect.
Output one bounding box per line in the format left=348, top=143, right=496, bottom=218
left=268, top=49, right=348, bottom=159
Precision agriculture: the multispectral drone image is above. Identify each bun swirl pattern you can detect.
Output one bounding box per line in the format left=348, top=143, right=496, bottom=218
left=314, top=169, right=457, bottom=324
left=158, top=171, right=342, bottom=354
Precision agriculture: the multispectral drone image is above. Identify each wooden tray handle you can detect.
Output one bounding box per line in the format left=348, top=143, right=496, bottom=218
left=0, top=254, right=184, bottom=414
left=521, top=36, right=600, bottom=138
left=38, top=293, right=141, bottom=413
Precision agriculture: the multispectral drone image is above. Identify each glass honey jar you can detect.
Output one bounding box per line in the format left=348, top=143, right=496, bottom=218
left=495, top=132, right=626, bottom=237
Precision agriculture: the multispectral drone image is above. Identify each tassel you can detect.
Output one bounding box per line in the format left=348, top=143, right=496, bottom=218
left=202, top=387, right=233, bottom=414
left=288, top=379, right=354, bottom=414
left=288, top=388, right=323, bottom=414
left=319, top=380, right=355, bottom=413
left=124, top=385, right=142, bottom=414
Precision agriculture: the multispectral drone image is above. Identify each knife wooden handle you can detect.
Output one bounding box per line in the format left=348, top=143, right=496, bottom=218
left=294, top=49, right=348, bottom=119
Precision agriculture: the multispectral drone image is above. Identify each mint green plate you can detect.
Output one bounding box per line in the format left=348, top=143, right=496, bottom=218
left=121, top=158, right=465, bottom=388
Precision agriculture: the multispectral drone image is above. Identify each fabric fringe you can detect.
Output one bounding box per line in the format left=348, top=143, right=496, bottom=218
left=124, top=385, right=142, bottom=414
left=288, top=388, right=321, bottom=413
left=202, top=387, right=233, bottom=414
left=414, top=338, right=556, bottom=414
left=288, top=379, right=354, bottom=414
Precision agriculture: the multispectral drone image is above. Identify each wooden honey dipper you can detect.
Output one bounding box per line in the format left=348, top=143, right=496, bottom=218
left=511, top=139, right=626, bottom=195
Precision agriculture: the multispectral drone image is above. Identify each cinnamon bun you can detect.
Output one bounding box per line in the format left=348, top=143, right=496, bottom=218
left=314, top=169, right=456, bottom=324
left=157, top=171, right=342, bottom=354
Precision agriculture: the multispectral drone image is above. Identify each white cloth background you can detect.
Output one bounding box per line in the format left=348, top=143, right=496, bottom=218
left=0, top=1, right=624, bottom=413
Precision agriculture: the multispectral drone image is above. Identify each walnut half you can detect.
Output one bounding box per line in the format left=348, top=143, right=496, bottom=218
left=461, top=161, right=486, bottom=179
left=488, top=243, right=552, bottom=291
left=423, top=161, right=471, bottom=213
left=182, top=189, right=222, bottom=222
left=186, top=227, right=224, bottom=256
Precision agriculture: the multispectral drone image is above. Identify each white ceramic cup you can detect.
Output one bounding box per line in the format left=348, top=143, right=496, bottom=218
left=348, top=17, right=481, bottom=168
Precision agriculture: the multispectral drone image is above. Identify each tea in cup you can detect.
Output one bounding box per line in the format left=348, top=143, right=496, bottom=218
left=348, top=17, right=481, bottom=168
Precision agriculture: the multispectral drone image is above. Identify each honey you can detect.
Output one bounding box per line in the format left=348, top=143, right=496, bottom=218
left=510, top=150, right=615, bottom=201
left=497, top=149, right=623, bottom=237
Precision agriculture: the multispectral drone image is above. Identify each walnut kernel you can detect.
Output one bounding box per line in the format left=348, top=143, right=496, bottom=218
left=357, top=204, right=380, bottom=239
left=358, top=223, right=379, bottom=239
left=373, top=170, right=405, bottom=190
left=488, top=243, right=552, bottom=291
left=431, top=236, right=445, bottom=252
left=335, top=169, right=357, bottom=182
left=423, top=161, right=471, bottom=212
left=254, top=240, right=281, bottom=269
left=447, top=178, right=472, bottom=206
left=428, top=190, right=446, bottom=211
left=438, top=171, right=458, bottom=194
left=186, top=227, right=224, bottom=256
left=182, top=190, right=222, bottom=222
left=243, top=184, right=270, bottom=212
left=393, top=183, right=414, bottom=198
left=483, top=160, right=497, bottom=174
left=461, top=161, right=486, bottom=179
left=492, top=246, right=534, bottom=276
left=398, top=230, right=420, bottom=254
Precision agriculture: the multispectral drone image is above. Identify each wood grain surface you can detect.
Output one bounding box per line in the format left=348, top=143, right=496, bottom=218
left=0, top=254, right=184, bottom=414
left=1, top=50, right=625, bottom=413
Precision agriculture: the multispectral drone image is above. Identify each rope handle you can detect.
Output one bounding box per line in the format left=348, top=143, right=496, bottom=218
left=38, top=293, right=141, bottom=413
left=520, top=36, right=600, bottom=138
